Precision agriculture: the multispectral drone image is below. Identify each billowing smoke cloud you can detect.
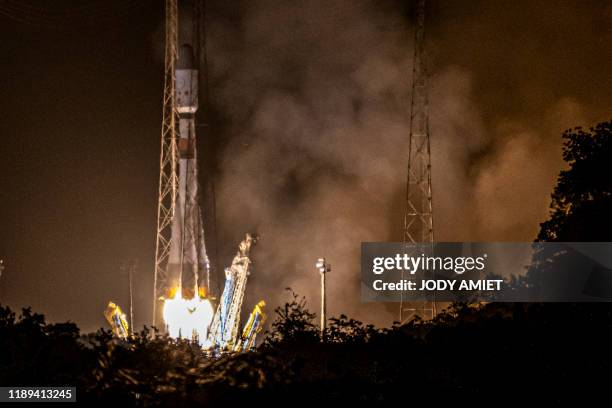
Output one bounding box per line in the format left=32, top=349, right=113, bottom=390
left=203, top=0, right=602, bottom=325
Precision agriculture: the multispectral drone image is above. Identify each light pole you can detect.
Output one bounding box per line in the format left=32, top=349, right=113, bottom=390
left=128, top=261, right=135, bottom=335
left=0, top=260, right=4, bottom=302
left=121, top=260, right=136, bottom=335
left=315, top=257, right=330, bottom=339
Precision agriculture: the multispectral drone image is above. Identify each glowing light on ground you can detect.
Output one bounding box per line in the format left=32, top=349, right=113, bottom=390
left=163, top=288, right=214, bottom=347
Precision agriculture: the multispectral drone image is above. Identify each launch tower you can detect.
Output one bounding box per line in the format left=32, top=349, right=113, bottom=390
left=153, top=0, right=211, bottom=328
left=400, top=0, right=436, bottom=322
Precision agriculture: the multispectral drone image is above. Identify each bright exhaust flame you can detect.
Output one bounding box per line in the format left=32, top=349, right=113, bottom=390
left=163, top=288, right=214, bottom=347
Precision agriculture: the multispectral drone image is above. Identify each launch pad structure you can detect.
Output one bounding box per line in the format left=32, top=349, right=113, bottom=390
left=153, top=0, right=213, bottom=328
left=151, top=0, right=266, bottom=351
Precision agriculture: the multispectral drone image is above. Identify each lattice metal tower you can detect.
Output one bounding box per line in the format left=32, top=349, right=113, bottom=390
left=153, top=0, right=180, bottom=328
left=153, top=0, right=212, bottom=328
left=400, top=0, right=435, bottom=323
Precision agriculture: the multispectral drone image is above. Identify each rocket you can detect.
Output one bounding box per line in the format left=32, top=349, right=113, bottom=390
left=167, top=43, right=210, bottom=299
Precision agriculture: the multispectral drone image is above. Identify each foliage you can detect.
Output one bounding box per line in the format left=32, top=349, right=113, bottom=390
left=2, top=298, right=612, bottom=404
left=538, top=120, right=612, bottom=241
left=326, top=314, right=378, bottom=344
left=263, top=289, right=318, bottom=346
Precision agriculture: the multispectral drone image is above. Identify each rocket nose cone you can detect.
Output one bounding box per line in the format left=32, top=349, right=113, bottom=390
left=177, top=44, right=195, bottom=69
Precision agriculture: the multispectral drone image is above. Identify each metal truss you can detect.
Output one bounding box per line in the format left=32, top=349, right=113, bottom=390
left=153, top=0, right=179, bottom=328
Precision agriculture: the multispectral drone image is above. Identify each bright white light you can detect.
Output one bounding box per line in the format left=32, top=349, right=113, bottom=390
left=163, top=288, right=214, bottom=347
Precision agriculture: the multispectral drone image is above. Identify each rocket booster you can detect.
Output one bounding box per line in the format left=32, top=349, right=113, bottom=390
left=167, top=43, right=210, bottom=299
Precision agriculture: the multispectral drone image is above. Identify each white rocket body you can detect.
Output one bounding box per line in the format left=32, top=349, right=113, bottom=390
left=167, top=45, right=210, bottom=297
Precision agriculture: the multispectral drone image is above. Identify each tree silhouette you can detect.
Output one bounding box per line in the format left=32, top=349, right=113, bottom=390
left=3, top=292, right=612, bottom=404
left=264, top=289, right=318, bottom=346
left=538, top=120, right=612, bottom=241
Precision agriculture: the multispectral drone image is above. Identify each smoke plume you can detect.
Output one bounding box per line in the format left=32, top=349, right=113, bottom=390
left=203, top=0, right=607, bottom=325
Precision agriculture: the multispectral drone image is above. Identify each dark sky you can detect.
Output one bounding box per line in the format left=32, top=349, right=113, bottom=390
left=1, top=0, right=611, bottom=331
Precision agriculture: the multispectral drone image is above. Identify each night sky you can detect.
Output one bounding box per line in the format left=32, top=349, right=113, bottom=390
left=1, top=0, right=612, bottom=332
